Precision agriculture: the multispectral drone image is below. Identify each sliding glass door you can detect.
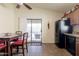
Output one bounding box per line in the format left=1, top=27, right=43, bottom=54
left=26, top=19, right=42, bottom=44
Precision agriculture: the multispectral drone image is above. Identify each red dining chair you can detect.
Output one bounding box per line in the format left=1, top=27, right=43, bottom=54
left=10, top=32, right=28, bottom=56
left=0, top=42, right=6, bottom=56
left=0, top=40, right=5, bottom=43
left=16, top=31, right=22, bottom=35
left=11, top=31, right=22, bottom=41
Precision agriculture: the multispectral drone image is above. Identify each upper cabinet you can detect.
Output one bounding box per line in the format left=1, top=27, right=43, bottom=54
left=73, top=9, right=79, bottom=25
left=67, top=12, right=74, bottom=25
left=62, top=5, right=79, bottom=25
left=66, top=9, right=79, bottom=25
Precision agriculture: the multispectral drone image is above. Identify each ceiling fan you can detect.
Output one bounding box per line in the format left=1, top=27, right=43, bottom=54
left=16, top=3, right=32, bottom=10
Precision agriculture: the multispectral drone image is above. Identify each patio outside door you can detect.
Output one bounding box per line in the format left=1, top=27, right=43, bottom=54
left=26, top=19, right=42, bottom=45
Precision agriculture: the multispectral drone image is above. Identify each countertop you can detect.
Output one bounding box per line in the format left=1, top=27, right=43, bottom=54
left=64, top=33, right=79, bottom=38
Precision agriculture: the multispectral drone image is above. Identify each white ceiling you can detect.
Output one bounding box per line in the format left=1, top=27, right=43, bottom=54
left=28, top=3, right=78, bottom=13
left=0, top=3, right=78, bottom=13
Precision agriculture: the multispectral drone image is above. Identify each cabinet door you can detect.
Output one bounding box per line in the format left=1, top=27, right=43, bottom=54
left=67, top=9, right=79, bottom=25
left=76, top=43, right=79, bottom=55
left=69, top=13, right=74, bottom=25
left=66, top=35, right=76, bottom=55
left=76, top=38, right=79, bottom=55
left=72, top=9, right=79, bottom=25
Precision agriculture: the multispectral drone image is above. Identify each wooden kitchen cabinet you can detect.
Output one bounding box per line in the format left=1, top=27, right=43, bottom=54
left=67, top=12, right=74, bottom=25
left=76, top=37, right=79, bottom=55
left=67, top=9, right=79, bottom=25
left=64, top=33, right=79, bottom=56
left=73, top=9, right=79, bottom=25
left=65, top=35, right=75, bottom=55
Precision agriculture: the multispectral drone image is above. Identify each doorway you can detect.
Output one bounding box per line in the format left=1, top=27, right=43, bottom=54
left=26, top=19, right=42, bottom=45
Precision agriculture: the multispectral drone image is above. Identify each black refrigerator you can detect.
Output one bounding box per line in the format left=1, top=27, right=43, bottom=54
left=55, top=18, right=73, bottom=48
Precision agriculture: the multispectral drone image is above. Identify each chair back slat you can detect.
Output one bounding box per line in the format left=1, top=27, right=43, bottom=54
left=16, top=31, right=22, bottom=35
left=23, top=32, right=28, bottom=44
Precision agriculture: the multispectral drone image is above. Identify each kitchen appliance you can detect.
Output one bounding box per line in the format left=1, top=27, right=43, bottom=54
left=55, top=18, right=73, bottom=48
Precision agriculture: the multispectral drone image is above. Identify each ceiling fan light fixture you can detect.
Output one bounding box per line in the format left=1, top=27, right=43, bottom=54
left=16, top=3, right=32, bottom=10
left=19, top=3, right=23, bottom=5
left=17, top=3, right=23, bottom=5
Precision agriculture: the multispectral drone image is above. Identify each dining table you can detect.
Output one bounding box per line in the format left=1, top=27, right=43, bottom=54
left=0, top=33, right=22, bottom=56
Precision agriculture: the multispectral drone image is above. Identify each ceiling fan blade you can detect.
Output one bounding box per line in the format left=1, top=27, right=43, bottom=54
left=23, top=3, right=32, bottom=10
left=16, top=4, right=20, bottom=8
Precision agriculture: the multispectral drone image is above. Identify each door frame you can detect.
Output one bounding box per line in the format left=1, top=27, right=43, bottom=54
left=27, top=18, right=42, bottom=44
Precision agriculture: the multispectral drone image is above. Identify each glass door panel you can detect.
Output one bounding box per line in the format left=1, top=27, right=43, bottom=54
left=26, top=20, right=32, bottom=42
left=32, top=20, right=41, bottom=42
left=26, top=19, right=42, bottom=44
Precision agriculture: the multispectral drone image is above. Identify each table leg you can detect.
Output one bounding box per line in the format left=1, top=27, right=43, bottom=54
left=7, top=39, right=11, bottom=56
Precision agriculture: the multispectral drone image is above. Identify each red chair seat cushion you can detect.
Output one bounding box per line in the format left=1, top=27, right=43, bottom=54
left=0, top=44, right=6, bottom=49
left=10, top=38, right=18, bottom=41
left=0, top=40, right=5, bottom=43
left=14, top=40, right=23, bottom=45
left=11, top=40, right=26, bottom=46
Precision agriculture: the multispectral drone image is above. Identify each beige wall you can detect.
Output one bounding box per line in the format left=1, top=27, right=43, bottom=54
left=16, top=5, right=63, bottom=43
left=0, top=4, right=63, bottom=43
left=0, top=4, right=16, bottom=33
